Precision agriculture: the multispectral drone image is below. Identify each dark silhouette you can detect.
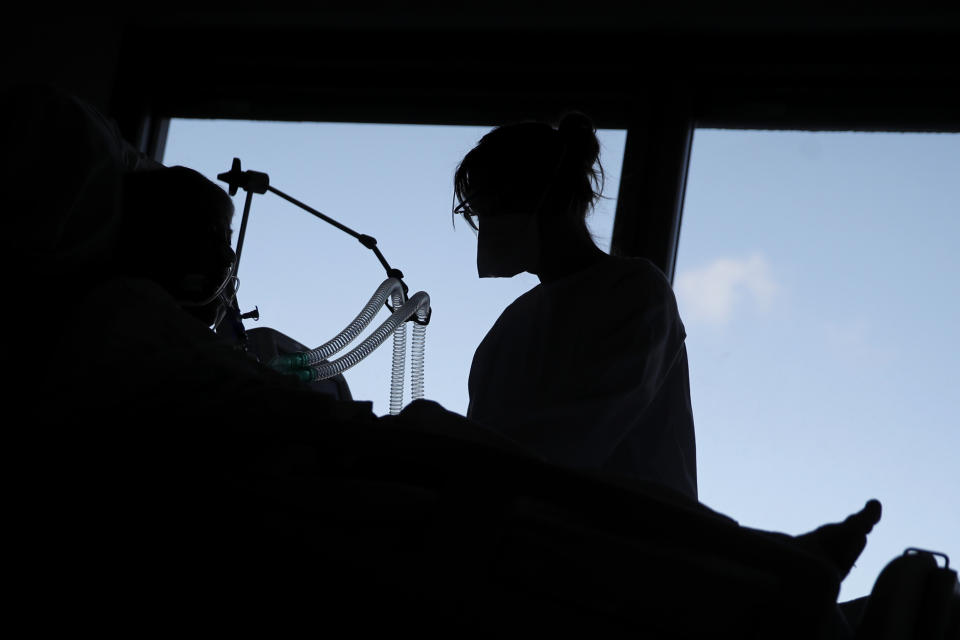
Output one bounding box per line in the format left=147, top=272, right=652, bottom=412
left=4, top=84, right=933, bottom=637
left=115, top=166, right=237, bottom=327
left=456, top=113, right=697, bottom=500
left=6, top=6, right=959, bottom=634
left=796, top=498, right=883, bottom=581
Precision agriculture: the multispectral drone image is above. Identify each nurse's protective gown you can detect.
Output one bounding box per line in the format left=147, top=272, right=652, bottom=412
left=468, top=256, right=698, bottom=500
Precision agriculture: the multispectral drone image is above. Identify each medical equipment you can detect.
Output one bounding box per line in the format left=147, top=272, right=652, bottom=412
left=177, top=259, right=239, bottom=327
left=217, top=158, right=432, bottom=415
left=855, top=548, right=959, bottom=638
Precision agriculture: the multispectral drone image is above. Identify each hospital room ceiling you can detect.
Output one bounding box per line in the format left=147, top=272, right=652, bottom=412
left=109, top=4, right=959, bottom=132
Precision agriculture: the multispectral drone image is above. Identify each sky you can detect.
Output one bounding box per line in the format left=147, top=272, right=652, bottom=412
left=164, top=120, right=958, bottom=601
left=677, top=129, right=959, bottom=600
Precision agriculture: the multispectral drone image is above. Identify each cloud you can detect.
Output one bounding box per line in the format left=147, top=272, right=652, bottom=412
left=675, top=254, right=778, bottom=325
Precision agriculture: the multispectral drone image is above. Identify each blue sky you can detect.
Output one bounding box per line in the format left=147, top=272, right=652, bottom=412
left=678, top=130, right=959, bottom=600
left=164, top=120, right=958, bottom=601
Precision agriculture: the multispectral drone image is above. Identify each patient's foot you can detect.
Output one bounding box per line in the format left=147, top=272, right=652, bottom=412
left=795, top=499, right=883, bottom=580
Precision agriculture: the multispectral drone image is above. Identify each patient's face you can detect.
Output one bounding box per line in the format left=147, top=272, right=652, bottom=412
left=167, top=225, right=236, bottom=326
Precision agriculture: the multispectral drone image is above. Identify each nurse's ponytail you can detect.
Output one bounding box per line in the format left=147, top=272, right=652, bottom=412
left=556, top=111, right=605, bottom=223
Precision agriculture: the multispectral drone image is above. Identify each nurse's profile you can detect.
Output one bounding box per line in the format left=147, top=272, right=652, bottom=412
left=454, top=112, right=698, bottom=500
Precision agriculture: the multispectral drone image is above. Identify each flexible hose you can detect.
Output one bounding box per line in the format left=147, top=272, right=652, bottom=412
left=304, top=278, right=405, bottom=366
left=389, top=291, right=407, bottom=415
left=410, top=310, right=427, bottom=402
left=310, top=291, right=430, bottom=384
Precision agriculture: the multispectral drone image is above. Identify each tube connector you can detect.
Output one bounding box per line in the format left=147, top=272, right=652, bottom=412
left=217, top=158, right=270, bottom=196
left=269, top=352, right=310, bottom=372
left=290, top=369, right=314, bottom=384
left=385, top=269, right=409, bottom=298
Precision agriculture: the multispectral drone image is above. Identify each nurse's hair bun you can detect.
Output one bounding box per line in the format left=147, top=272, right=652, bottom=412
left=557, top=111, right=604, bottom=209
left=558, top=111, right=601, bottom=174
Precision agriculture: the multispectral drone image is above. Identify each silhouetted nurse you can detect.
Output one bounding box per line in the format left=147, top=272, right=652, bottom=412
left=455, top=113, right=698, bottom=500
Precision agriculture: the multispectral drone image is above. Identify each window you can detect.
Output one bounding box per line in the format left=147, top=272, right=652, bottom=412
left=163, top=119, right=627, bottom=415
left=675, top=129, right=960, bottom=599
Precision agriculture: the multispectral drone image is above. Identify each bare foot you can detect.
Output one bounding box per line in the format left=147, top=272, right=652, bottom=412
left=795, top=499, right=883, bottom=580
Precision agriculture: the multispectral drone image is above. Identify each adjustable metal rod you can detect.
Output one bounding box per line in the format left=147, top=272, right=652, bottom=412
left=369, top=245, right=394, bottom=275
left=267, top=184, right=405, bottom=287
left=233, top=190, right=254, bottom=278
left=217, top=157, right=408, bottom=297
left=267, top=185, right=362, bottom=241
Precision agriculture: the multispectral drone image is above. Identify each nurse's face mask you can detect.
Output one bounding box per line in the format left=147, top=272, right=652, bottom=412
left=475, top=211, right=540, bottom=278
left=460, top=189, right=541, bottom=278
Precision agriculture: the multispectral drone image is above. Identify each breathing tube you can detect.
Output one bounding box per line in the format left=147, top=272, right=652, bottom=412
left=300, top=277, right=406, bottom=366
left=270, top=280, right=431, bottom=414
left=302, top=291, right=430, bottom=402
left=389, top=290, right=407, bottom=415
left=217, top=159, right=433, bottom=414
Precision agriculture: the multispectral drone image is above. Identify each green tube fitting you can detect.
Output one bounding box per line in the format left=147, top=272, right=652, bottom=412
left=269, top=352, right=309, bottom=372
left=291, top=369, right=314, bottom=384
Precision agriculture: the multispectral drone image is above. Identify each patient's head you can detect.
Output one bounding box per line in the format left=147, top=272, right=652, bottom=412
left=116, top=166, right=235, bottom=324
